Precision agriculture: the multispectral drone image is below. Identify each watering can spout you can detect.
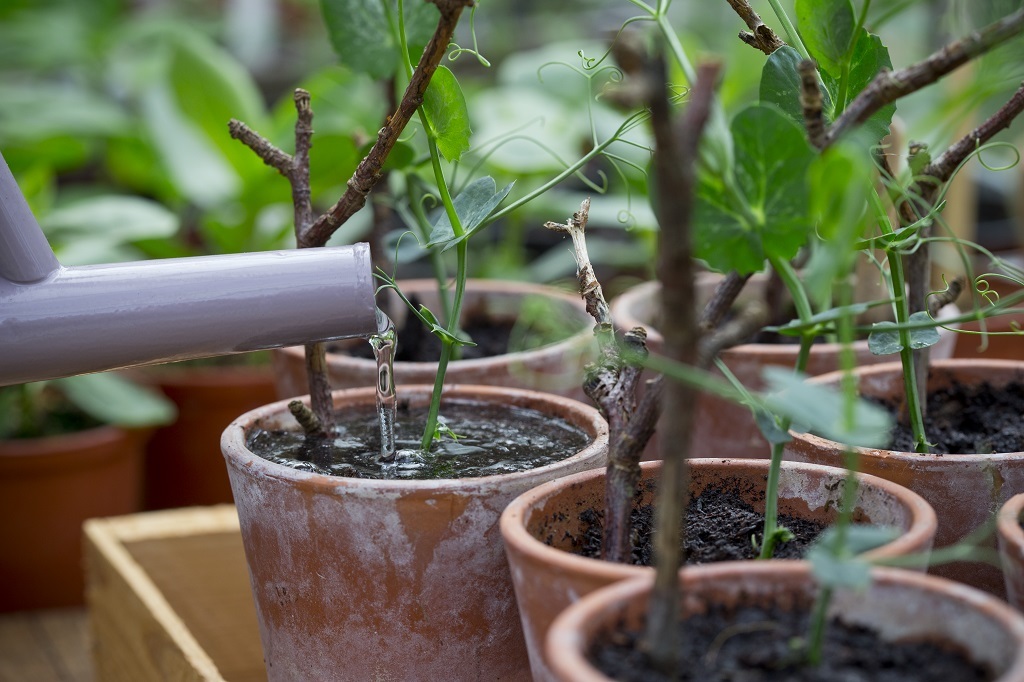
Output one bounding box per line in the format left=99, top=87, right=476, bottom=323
left=0, top=151, right=378, bottom=387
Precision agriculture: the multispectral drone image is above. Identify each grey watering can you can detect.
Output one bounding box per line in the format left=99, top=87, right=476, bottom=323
left=0, top=151, right=377, bottom=386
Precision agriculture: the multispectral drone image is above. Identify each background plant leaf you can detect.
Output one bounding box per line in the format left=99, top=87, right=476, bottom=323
left=54, top=374, right=176, bottom=427
left=320, top=0, right=438, bottom=80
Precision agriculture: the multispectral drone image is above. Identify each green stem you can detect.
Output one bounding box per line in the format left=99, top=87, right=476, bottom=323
left=758, top=336, right=812, bottom=559
left=766, top=0, right=812, bottom=60
left=394, top=0, right=467, bottom=450
left=759, top=256, right=815, bottom=559
left=806, top=586, right=833, bottom=666
left=405, top=174, right=453, bottom=324
left=868, top=191, right=929, bottom=451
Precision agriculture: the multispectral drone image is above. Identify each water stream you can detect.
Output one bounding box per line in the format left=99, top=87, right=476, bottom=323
left=370, top=309, right=398, bottom=462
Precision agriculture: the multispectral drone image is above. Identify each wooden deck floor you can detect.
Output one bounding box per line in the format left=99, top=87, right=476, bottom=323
left=0, top=608, right=92, bottom=682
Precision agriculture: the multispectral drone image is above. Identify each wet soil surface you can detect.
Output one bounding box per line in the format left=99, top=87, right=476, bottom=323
left=884, top=378, right=1024, bottom=454
left=246, top=400, right=589, bottom=480
left=590, top=602, right=993, bottom=681
left=573, top=487, right=825, bottom=564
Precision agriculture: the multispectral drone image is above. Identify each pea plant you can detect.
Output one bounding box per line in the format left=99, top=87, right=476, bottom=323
left=548, top=0, right=1024, bottom=674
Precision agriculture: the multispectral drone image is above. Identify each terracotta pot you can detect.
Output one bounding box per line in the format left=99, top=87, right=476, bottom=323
left=0, top=426, right=147, bottom=612
left=273, top=279, right=596, bottom=402
left=501, top=457, right=936, bottom=682
left=546, top=562, right=1024, bottom=682
left=785, top=359, right=1024, bottom=596
left=141, top=364, right=278, bottom=509
left=611, top=277, right=958, bottom=459
left=222, top=385, right=608, bottom=681
left=954, top=277, right=1024, bottom=361
left=998, top=492, right=1024, bottom=609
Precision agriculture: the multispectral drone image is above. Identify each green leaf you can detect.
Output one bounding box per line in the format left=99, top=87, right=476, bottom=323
left=320, top=0, right=438, bottom=79
left=760, top=46, right=832, bottom=125
left=867, top=321, right=902, bottom=355
left=754, top=407, right=793, bottom=445
left=808, top=525, right=899, bottom=590
left=54, top=374, right=176, bottom=428
left=423, top=66, right=472, bottom=162
left=694, top=105, right=816, bottom=275
left=42, top=196, right=179, bottom=242
left=868, top=311, right=941, bottom=355
left=820, top=31, right=894, bottom=142
left=760, top=367, right=893, bottom=448
left=796, top=0, right=856, bottom=77
left=426, top=177, right=514, bottom=251
left=803, top=144, right=873, bottom=303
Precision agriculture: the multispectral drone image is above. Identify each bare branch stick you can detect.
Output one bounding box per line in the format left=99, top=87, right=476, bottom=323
left=799, top=60, right=827, bottom=149
left=228, top=120, right=293, bottom=173
left=725, top=0, right=786, bottom=55
left=302, top=0, right=474, bottom=248
left=698, top=271, right=751, bottom=332
left=646, top=58, right=721, bottom=672
left=824, top=9, right=1024, bottom=147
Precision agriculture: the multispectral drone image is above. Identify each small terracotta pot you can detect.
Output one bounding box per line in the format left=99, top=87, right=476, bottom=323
left=142, top=364, right=278, bottom=509
left=500, top=457, right=936, bottom=682
left=611, top=277, right=958, bottom=459
left=222, top=385, right=608, bottom=682
left=785, top=359, right=1024, bottom=596
left=0, top=426, right=147, bottom=611
left=546, top=563, right=1024, bottom=682
left=273, top=279, right=596, bottom=402
left=998, top=492, right=1024, bottom=609
left=954, top=276, right=1024, bottom=361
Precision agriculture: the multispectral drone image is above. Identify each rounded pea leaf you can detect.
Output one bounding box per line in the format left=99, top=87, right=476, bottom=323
left=423, top=66, right=472, bottom=162
left=796, top=0, right=856, bottom=77
left=760, top=45, right=834, bottom=127
left=426, top=176, right=514, bottom=251
left=694, top=104, right=815, bottom=275
left=320, top=0, right=438, bottom=80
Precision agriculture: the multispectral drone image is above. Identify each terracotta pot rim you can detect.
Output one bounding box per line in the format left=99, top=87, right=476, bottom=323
left=547, top=562, right=1024, bottom=682
left=998, top=492, right=1024, bottom=554
left=222, top=384, right=609, bottom=493
left=0, top=424, right=133, bottom=455
left=794, top=359, right=1024, bottom=460
left=279, top=279, right=595, bottom=369
left=612, top=278, right=875, bottom=356
left=500, top=457, right=936, bottom=577
left=612, top=278, right=961, bottom=359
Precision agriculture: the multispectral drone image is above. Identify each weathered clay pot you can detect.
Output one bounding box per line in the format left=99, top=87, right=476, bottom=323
left=785, top=359, right=1024, bottom=596
left=997, top=492, right=1024, bottom=609
left=954, top=277, right=1024, bottom=361
left=222, top=385, right=608, bottom=681
left=141, top=363, right=278, bottom=509
left=500, top=457, right=936, bottom=682
left=611, top=277, right=958, bottom=458
left=0, top=426, right=147, bottom=611
left=545, top=563, right=1024, bottom=682
left=273, top=279, right=596, bottom=402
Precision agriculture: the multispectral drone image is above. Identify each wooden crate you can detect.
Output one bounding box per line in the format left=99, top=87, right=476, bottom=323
left=84, top=505, right=266, bottom=682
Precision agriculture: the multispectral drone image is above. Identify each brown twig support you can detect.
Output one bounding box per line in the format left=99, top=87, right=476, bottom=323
left=644, top=56, right=721, bottom=672
left=724, top=0, right=786, bottom=55
left=546, top=200, right=651, bottom=564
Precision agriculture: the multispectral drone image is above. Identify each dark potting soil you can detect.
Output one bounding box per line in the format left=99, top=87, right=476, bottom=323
left=245, top=399, right=589, bottom=480
left=589, top=602, right=993, bottom=682
left=573, top=487, right=825, bottom=564
left=342, top=307, right=516, bottom=362
left=884, top=378, right=1024, bottom=454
